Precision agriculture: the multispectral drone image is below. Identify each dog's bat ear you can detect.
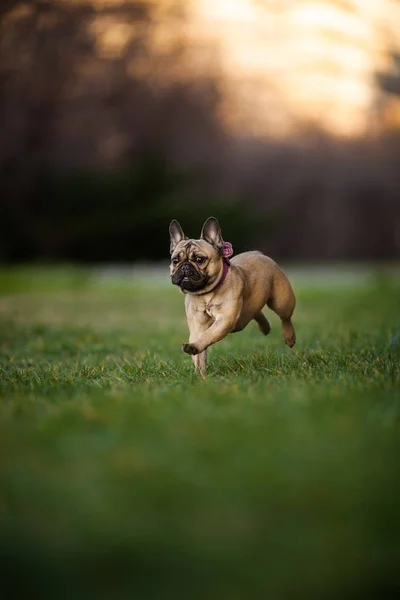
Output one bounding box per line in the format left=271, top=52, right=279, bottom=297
left=169, top=219, right=188, bottom=253
left=201, top=216, right=223, bottom=249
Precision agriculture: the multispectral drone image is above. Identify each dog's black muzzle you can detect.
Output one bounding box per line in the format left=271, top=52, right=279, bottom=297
left=171, top=262, right=208, bottom=292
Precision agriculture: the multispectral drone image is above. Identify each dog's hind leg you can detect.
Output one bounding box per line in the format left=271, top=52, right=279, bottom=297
left=267, top=272, right=296, bottom=348
left=254, top=311, right=271, bottom=336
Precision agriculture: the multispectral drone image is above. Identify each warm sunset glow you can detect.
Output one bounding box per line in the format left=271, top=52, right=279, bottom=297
left=7, top=0, right=398, bottom=139
left=188, top=0, right=400, bottom=137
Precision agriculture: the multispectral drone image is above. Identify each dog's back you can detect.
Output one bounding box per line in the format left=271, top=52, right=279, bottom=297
left=231, top=251, right=296, bottom=346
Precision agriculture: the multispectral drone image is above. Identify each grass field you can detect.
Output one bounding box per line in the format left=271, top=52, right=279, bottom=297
left=0, top=265, right=399, bottom=599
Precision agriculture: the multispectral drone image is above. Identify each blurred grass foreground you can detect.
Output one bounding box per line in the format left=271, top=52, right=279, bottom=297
left=0, top=265, right=399, bottom=599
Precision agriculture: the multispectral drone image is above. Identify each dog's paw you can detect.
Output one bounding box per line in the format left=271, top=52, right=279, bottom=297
left=182, top=343, right=199, bottom=356
left=284, top=334, right=296, bottom=348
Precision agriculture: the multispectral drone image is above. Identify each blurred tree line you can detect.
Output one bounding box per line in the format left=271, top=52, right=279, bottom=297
left=1, top=0, right=399, bottom=263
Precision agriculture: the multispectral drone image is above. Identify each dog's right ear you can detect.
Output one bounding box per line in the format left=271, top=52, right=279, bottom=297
left=169, top=220, right=188, bottom=254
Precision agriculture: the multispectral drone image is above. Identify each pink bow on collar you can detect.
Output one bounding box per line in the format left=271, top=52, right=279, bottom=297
left=222, top=241, right=233, bottom=264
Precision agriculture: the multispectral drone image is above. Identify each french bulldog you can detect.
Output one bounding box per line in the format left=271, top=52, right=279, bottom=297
left=169, top=217, right=296, bottom=376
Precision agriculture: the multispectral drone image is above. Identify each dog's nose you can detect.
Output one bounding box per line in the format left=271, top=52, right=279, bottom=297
left=182, top=262, right=192, bottom=275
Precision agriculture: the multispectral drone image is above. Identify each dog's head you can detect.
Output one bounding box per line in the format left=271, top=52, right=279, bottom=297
left=169, top=217, right=225, bottom=293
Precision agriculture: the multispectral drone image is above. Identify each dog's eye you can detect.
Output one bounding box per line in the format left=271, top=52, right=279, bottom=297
left=196, top=256, right=206, bottom=264
left=172, top=257, right=179, bottom=265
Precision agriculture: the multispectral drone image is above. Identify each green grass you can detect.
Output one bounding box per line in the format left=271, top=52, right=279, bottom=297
left=0, top=266, right=399, bottom=599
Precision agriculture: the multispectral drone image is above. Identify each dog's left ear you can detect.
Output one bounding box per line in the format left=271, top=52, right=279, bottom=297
left=201, top=217, right=223, bottom=249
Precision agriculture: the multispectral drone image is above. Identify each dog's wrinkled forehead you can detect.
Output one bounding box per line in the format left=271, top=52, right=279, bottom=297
left=172, top=239, right=217, bottom=261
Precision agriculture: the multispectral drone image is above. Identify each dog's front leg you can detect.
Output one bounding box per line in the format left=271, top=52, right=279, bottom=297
left=183, top=303, right=241, bottom=358
left=183, top=318, right=232, bottom=357
left=187, top=320, right=210, bottom=377
left=184, top=300, right=212, bottom=377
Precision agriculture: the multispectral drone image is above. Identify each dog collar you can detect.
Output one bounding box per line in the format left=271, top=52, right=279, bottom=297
left=198, top=257, right=230, bottom=295
left=198, top=241, right=233, bottom=295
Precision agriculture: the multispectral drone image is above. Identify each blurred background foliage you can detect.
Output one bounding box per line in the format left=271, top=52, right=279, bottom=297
left=1, top=0, right=400, bottom=263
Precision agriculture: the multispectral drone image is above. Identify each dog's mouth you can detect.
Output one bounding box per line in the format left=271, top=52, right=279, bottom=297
left=171, top=264, right=208, bottom=292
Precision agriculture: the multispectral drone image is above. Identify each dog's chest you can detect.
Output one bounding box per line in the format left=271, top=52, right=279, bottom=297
left=194, top=301, right=216, bottom=319
left=205, top=301, right=222, bottom=319
left=192, top=299, right=220, bottom=321
left=205, top=303, right=214, bottom=318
